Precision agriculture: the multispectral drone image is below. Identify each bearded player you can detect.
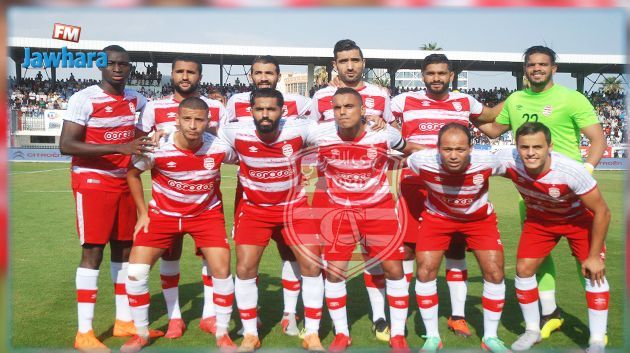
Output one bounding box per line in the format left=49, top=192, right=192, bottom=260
left=219, top=88, right=325, bottom=352
left=391, top=53, right=503, bottom=337
left=224, top=55, right=312, bottom=336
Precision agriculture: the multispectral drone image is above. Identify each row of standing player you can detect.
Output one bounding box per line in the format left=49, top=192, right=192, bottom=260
left=60, top=39, right=608, bottom=353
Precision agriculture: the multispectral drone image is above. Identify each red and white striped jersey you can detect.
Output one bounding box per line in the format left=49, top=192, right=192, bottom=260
left=391, top=91, right=483, bottom=147
left=63, top=85, right=147, bottom=191
left=131, top=132, right=237, bottom=217
left=310, top=82, right=395, bottom=123
left=406, top=149, right=503, bottom=221
left=224, top=91, right=312, bottom=125
left=309, top=122, right=405, bottom=207
left=136, top=95, right=225, bottom=133
left=219, top=118, right=316, bottom=206
left=496, top=149, right=597, bottom=222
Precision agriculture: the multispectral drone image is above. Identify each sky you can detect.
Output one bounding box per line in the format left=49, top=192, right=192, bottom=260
left=7, top=7, right=627, bottom=90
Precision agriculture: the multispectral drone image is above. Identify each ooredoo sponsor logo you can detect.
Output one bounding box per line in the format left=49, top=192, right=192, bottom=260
left=104, top=130, right=133, bottom=141
left=167, top=180, right=214, bottom=192
left=248, top=169, right=294, bottom=179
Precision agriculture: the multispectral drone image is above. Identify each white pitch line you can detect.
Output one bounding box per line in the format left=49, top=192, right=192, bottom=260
left=22, top=186, right=237, bottom=193
left=9, top=167, right=68, bottom=175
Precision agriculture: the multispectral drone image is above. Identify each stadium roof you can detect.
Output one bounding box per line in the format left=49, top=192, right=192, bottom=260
left=8, top=36, right=625, bottom=75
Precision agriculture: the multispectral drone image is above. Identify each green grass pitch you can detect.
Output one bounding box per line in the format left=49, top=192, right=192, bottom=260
left=8, top=162, right=626, bottom=352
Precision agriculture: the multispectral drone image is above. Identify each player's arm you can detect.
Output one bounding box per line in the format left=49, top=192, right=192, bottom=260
left=474, top=101, right=505, bottom=124
left=579, top=187, right=611, bottom=286
left=59, top=121, right=155, bottom=157
left=127, top=166, right=150, bottom=237
left=581, top=123, right=607, bottom=169
left=470, top=119, right=510, bottom=139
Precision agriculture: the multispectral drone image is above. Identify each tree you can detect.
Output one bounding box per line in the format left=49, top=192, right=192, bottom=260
left=601, top=76, right=622, bottom=95
left=314, top=66, right=328, bottom=85
left=420, top=42, right=443, bottom=51
left=371, top=75, right=390, bottom=89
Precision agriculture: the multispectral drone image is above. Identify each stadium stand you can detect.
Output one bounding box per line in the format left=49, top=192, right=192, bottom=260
left=7, top=77, right=626, bottom=149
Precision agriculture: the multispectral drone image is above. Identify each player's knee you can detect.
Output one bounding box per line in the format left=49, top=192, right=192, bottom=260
left=127, top=263, right=150, bottom=283
left=416, top=266, right=437, bottom=282
left=300, top=262, right=320, bottom=277
left=483, top=268, right=504, bottom=284
left=235, top=265, right=257, bottom=280
left=80, top=247, right=104, bottom=269
left=516, top=262, right=536, bottom=278
left=210, top=266, right=230, bottom=279
left=325, top=272, right=344, bottom=283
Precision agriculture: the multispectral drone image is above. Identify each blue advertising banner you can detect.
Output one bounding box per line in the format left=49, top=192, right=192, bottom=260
left=9, top=148, right=71, bottom=162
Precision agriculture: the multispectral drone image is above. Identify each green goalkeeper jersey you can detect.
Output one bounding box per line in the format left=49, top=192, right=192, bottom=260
left=495, top=84, right=599, bottom=162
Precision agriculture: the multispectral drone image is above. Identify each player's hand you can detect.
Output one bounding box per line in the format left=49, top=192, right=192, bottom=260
left=119, top=136, right=155, bottom=155
left=133, top=213, right=150, bottom=239
left=151, top=129, right=169, bottom=147
left=584, top=162, right=595, bottom=174
left=582, top=255, right=606, bottom=286
left=328, top=76, right=341, bottom=88
left=366, top=115, right=386, bottom=131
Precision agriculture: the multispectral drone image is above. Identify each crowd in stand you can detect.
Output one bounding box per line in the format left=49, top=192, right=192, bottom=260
left=7, top=76, right=626, bottom=149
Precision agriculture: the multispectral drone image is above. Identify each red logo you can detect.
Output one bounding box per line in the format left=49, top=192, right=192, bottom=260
left=52, top=23, right=81, bottom=43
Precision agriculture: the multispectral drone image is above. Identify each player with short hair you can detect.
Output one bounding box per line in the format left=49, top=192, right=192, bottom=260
left=224, top=55, right=313, bottom=336
left=406, top=123, right=510, bottom=353
left=310, top=39, right=395, bottom=341
left=208, top=88, right=227, bottom=106
left=59, top=45, right=152, bottom=353
left=308, top=87, right=422, bottom=352
left=220, top=88, right=325, bottom=352
left=474, top=45, right=607, bottom=341
left=121, top=97, right=237, bottom=353
left=391, top=53, right=504, bottom=337
left=134, top=55, right=227, bottom=339
left=497, top=122, right=610, bottom=353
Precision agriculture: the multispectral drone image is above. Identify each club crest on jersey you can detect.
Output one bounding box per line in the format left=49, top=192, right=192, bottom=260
left=473, top=174, right=484, bottom=185
left=282, top=105, right=289, bottom=117
left=331, top=149, right=340, bottom=159
left=452, top=101, right=462, bottom=111
left=364, top=97, right=375, bottom=109
left=548, top=187, right=560, bottom=198
left=128, top=102, right=136, bottom=115
left=366, top=147, right=378, bottom=160
left=282, top=144, right=294, bottom=157
left=204, top=157, right=215, bottom=170
left=543, top=105, right=553, bottom=116
left=167, top=112, right=177, bottom=119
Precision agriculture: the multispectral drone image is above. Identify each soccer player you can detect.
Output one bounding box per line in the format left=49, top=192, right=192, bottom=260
left=208, top=88, right=227, bottom=106
left=308, top=87, right=422, bottom=352
left=406, top=123, right=510, bottom=353
left=391, top=53, right=503, bottom=337
left=219, top=88, right=325, bottom=352
left=121, top=97, right=237, bottom=353
left=134, top=55, right=226, bottom=339
left=224, top=55, right=312, bottom=336
left=497, top=122, right=610, bottom=353
left=59, top=45, right=151, bottom=353
left=474, top=45, right=607, bottom=340
left=310, top=39, right=394, bottom=341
